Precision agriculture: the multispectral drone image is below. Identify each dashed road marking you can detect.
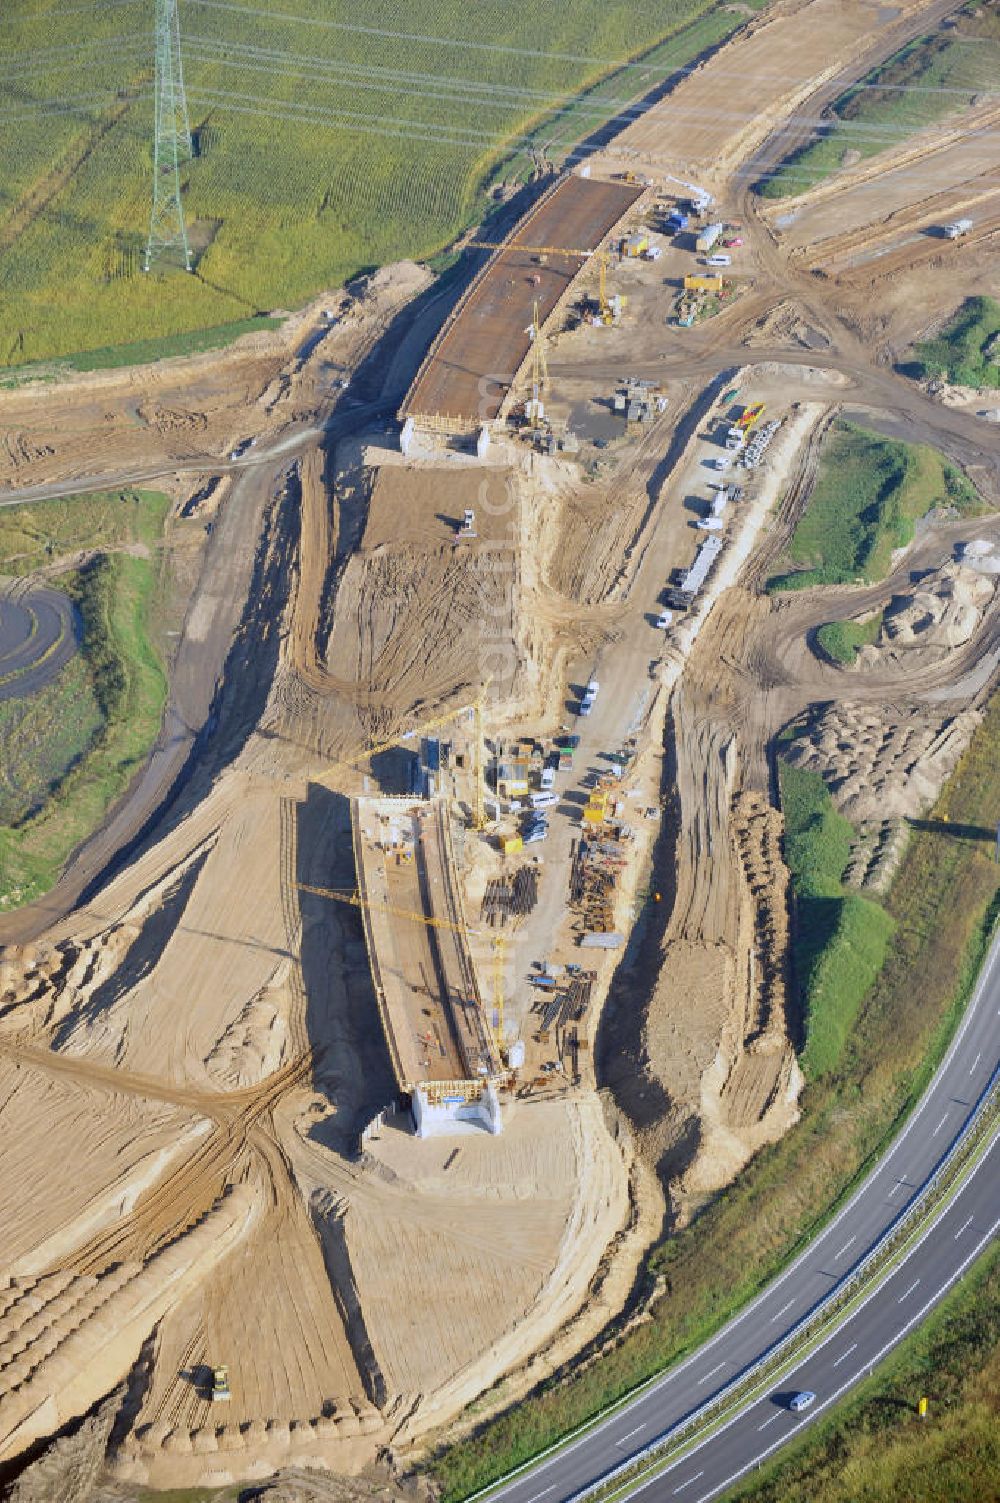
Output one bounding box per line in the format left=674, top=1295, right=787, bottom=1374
left=673, top=1472, right=704, bottom=1494
left=954, top=1215, right=974, bottom=1240
left=617, top=1426, right=646, bottom=1446
left=757, top=1413, right=780, bottom=1431
left=771, top=1299, right=795, bottom=1323
left=698, top=1361, right=725, bottom=1384
left=932, top=1113, right=949, bottom=1137
left=833, top=1342, right=858, bottom=1368
left=898, top=1279, right=920, bottom=1303
left=834, top=1236, right=856, bottom=1260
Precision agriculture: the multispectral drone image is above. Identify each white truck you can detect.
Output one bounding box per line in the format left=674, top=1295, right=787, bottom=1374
left=944, top=219, right=973, bottom=239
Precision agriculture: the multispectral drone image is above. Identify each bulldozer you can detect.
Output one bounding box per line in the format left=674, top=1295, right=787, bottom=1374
left=211, top=1365, right=231, bottom=1402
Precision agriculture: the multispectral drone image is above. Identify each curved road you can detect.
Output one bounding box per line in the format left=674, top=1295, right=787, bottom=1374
left=486, top=930, right=999, bottom=1503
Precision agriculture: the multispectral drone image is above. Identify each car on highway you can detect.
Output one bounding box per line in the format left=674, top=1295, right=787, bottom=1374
left=787, top=1390, right=816, bottom=1412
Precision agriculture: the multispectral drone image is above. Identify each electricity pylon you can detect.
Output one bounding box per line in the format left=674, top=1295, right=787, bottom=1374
left=144, top=0, right=193, bottom=272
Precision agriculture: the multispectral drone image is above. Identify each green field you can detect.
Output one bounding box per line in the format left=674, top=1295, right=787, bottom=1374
left=730, top=1242, right=1000, bottom=1503
left=0, top=490, right=170, bottom=910
left=768, top=422, right=982, bottom=592
left=759, top=4, right=1000, bottom=199
left=778, top=761, right=895, bottom=1077
left=0, top=487, right=170, bottom=574
left=906, top=295, right=1000, bottom=391
left=815, top=612, right=883, bottom=665
left=429, top=691, right=1000, bottom=1502
left=1, top=0, right=754, bottom=370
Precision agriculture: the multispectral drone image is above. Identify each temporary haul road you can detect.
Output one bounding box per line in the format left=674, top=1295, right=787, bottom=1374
left=482, top=935, right=1000, bottom=1503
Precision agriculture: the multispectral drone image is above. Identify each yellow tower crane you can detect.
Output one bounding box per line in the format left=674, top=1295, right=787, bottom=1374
left=492, top=933, right=506, bottom=1054
left=315, top=681, right=491, bottom=832
left=298, top=882, right=505, bottom=1059
left=467, top=241, right=615, bottom=322
left=526, top=298, right=549, bottom=431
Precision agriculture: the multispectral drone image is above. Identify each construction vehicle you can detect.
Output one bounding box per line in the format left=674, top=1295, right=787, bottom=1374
left=737, top=401, right=766, bottom=430
left=211, top=1366, right=231, bottom=1402
left=944, top=218, right=973, bottom=239
left=695, top=222, right=725, bottom=253
left=468, top=240, right=618, bottom=324
left=661, top=174, right=713, bottom=214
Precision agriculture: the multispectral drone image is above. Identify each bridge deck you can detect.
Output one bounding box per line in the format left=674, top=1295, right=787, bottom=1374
left=401, top=175, right=643, bottom=428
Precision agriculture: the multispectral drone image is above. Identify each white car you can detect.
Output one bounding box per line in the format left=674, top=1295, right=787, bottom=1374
left=788, top=1390, right=816, bottom=1413
left=530, top=791, right=558, bottom=810
left=697, top=517, right=724, bottom=531
left=655, top=610, right=673, bottom=629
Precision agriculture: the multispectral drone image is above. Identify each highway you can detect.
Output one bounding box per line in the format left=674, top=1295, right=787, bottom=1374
left=487, top=929, right=1000, bottom=1503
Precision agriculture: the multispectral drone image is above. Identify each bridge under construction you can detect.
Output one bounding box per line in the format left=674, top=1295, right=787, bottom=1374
left=400, top=172, right=644, bottom=435
left=351, top=795, right=504, bottom=1137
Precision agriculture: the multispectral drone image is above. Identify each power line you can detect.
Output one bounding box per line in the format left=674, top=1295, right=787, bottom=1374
left=145, top=0, right=193, bottom=272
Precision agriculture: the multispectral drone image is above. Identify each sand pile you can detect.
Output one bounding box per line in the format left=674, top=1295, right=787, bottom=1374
left=784, top=700, right=983, bottom=821
left=853, top=561, right=995, bottom=668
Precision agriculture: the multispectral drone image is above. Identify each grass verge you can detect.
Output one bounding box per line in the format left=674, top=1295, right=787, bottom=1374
left=0, top=316, right=284, bottom=384
left=427, top=691, right=1000, bottom=1503
left=904, top=296, right=1000, bottom=392
left=0, top=491, right=170, bottom=910
left=814, top=612, right=883, bottom=665
left=728, top=1241, right=1000, bottom=1503
left=0, top=488, right=169, bottom=575
left=758, top=5, right=1000, bottom=200
left=767, top=421, right=982, bottom=592
left=778, top=763, right=895, bottom=1078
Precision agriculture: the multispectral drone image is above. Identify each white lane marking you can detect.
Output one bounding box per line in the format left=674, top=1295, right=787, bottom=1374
left=770, top=1298, right=795, bottom=1323
left=526, top=1489, right=554, bottom=1503
left=833, top=1341, right=858, bottom=1368
left=673, top=1472, right=704, bottom=1494
left=698, top=1362, right=725, bottom=1384
left=616, top=1425, right=646, bottom=1446
left=954, top=1215, right=974, bottom=1240
left=757, top=1413, right=780, bottom=1431
left=932, top=1112, right=949, bottom=1137
left=970, top=1050, right=982, bottom=1074
left=887, top=1178, right=906, bottom=1198
left=834, top=1236, right=856, bottom=1260
left=898, top=1278, right=920, bottom=1303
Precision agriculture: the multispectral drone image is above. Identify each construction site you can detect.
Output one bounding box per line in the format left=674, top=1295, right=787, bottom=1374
left=0, top=0, right=998, bottom=1492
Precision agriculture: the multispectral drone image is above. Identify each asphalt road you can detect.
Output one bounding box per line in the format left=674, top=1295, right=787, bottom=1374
left=0, top=582, right=80, bottom=701
left=488, top=929, right=1000, bottom=1503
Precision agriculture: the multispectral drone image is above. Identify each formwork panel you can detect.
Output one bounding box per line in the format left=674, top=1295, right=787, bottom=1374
left=401, top=176, right=643, bottom=427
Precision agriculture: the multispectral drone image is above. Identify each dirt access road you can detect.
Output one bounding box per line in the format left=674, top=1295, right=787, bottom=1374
left=1, top=0, right=998, bottom=1489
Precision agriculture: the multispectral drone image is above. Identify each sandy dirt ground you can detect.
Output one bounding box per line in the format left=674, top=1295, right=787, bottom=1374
left=597, top=0, right=944, bottom=186
left=1, top=0, right=1000, bottom=1490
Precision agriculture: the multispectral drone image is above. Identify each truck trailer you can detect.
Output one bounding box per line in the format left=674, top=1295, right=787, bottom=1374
left=695, top=222, right=724, bottom=253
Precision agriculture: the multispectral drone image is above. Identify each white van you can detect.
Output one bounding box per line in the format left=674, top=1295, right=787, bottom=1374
left=530, top=791, right=558, bottom=810
left=705, top=253, right=731, bottom=267
left=540, top=766, right=556, bottom=790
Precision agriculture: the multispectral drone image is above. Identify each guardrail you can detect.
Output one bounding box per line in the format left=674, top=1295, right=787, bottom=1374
left=567, top=1069, right=999, bottom=1503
